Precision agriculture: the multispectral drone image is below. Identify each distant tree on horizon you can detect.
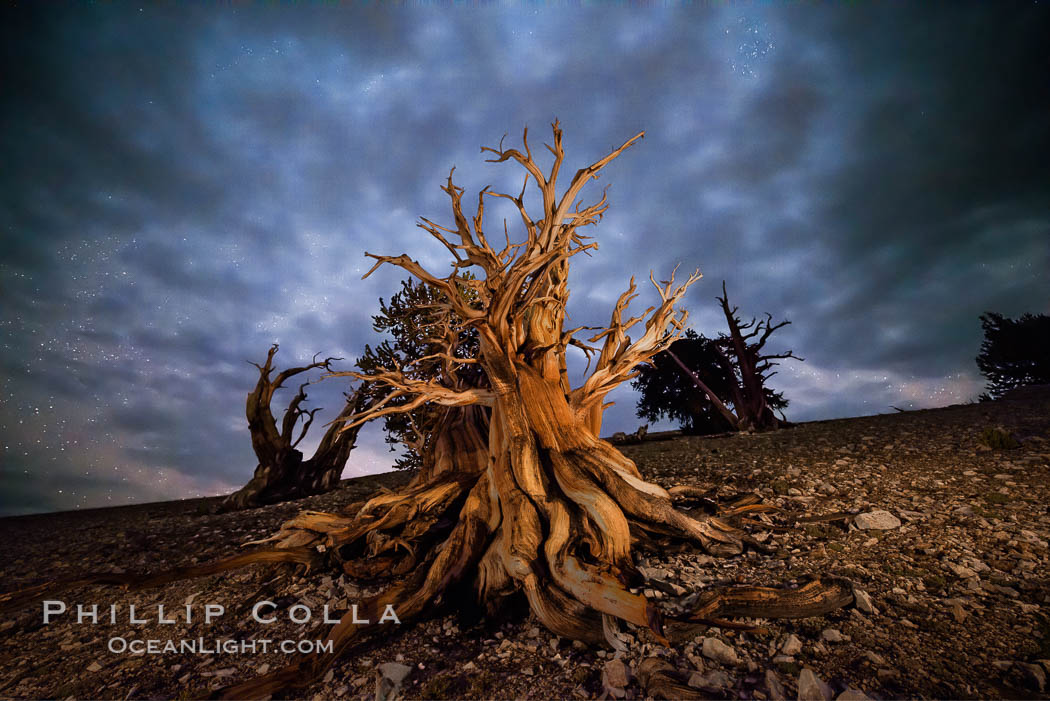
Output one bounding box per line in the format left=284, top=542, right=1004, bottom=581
left=636, top=282, right=799, bottom=433
left=633, top=329, right=789, bottom=434
left=977, top=311, right=1050, bottom=399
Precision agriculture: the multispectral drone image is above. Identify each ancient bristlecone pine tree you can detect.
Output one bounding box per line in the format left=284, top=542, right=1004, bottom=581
left=664, top=281, right=799, bottom=433
left=0, top=124, right=853, bottom=699
left=355, top=276, right=483, bottom=472
left=713, top=281, right=800, bottom=432
left=223, top=344, right=372, bottom=510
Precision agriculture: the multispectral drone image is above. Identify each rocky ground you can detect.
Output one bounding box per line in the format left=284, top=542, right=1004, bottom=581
left=1, top=391, right=1049, bottom=700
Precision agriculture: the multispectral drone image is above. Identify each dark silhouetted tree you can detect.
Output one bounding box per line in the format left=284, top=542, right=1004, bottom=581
left=714, top=281, right=800, bottom=431
left=634, top=329, right=789, bottom=435
left=977, top=312, right=1050, bottom=399
left=223, top=345, right=372, bottom=510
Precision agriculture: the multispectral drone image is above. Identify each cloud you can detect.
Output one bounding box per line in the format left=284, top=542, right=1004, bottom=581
left=0, top=3, right=1046, bottom=515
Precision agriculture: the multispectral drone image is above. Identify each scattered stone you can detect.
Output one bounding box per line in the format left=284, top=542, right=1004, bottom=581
left=991, top=584, right=1020, bottom=598
left=798, top=668, right=832, bottom=701
left=854, top=510, right=901, bottom=530
left=1020, top=530, right=1049, bottom=548
left=204, top=668, right=236, bottom=678
left=375, top=662, right=412, bottom=701
left=821, top=628, right=845, bottom=643
left=852, top=588, right=877, bottom=615
left=864, top=651, right=885, bottom=666
left=702, top=637, right=740, bottom=666
left=949, top=563, right=977, bottom=579
left=780, top=634, right=803, bottom=656
left=86, top=661, right=102, bottom=673
left=836, top=690, right=872, bottom=701
left=765, top=669, right=787, bottom=701
left=688, top=669, right=731, bottom=691
left=602, top=658, right=630, bottom=698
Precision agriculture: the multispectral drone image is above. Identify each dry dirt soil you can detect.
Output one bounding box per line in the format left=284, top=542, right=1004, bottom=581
left=1, top=391, right=1049, bottom=700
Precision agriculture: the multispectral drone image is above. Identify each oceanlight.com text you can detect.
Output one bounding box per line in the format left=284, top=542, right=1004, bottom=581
left=107, top=637, right=335, bottom=655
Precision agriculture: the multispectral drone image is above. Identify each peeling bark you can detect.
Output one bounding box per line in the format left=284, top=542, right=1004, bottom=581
left=0, top=124, right=852, bottom=699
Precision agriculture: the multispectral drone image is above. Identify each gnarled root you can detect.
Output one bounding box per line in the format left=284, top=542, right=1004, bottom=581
left=216, top=470, right=496, bottom=699
left=636, top=657, right=706, bottom=700
left=680, top=576, right=855, bottom=624
left=1, top=437, right=855, bottom=701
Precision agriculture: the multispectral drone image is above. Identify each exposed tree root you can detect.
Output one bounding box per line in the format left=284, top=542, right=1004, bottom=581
left=0, top=406, right=855, bottom=701
left=204, top=427, right=853, bottom=698
left=0, top=446, right=855, bottom=700
left=636, top=656, right=706, bottom=700
left=0, top=124, right=859, bottom=700
left=679, top=576, right=855, bottom=623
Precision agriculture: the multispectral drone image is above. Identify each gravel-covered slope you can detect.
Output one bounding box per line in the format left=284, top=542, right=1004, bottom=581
left=0, top=393, right=1048, bottom=700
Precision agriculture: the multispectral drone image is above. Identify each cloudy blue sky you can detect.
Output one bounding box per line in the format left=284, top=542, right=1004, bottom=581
left=1, top=3, right=1047, bottom=516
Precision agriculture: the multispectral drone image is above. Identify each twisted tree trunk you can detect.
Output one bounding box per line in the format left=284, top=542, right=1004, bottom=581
left=0, top=124, right=852, bottom=700
left=223, top=344, right=371, bottom=510
left=714, top=281, right=800, bottom=432
left=211, top=124, right=851, bottom=697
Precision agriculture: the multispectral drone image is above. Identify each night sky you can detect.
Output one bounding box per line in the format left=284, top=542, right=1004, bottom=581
left=2, top=3, right=1047, bottom=516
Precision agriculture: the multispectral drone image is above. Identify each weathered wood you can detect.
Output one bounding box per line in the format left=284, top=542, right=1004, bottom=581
left=714, top=281, right=801, bottom=432
left=683, top=577, right=856, bottom=622
left=224, top=344, right=372, bottom=510
left=636, top=657, right=705, bottom=700
left=0, top=124, right=852, bottom=700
